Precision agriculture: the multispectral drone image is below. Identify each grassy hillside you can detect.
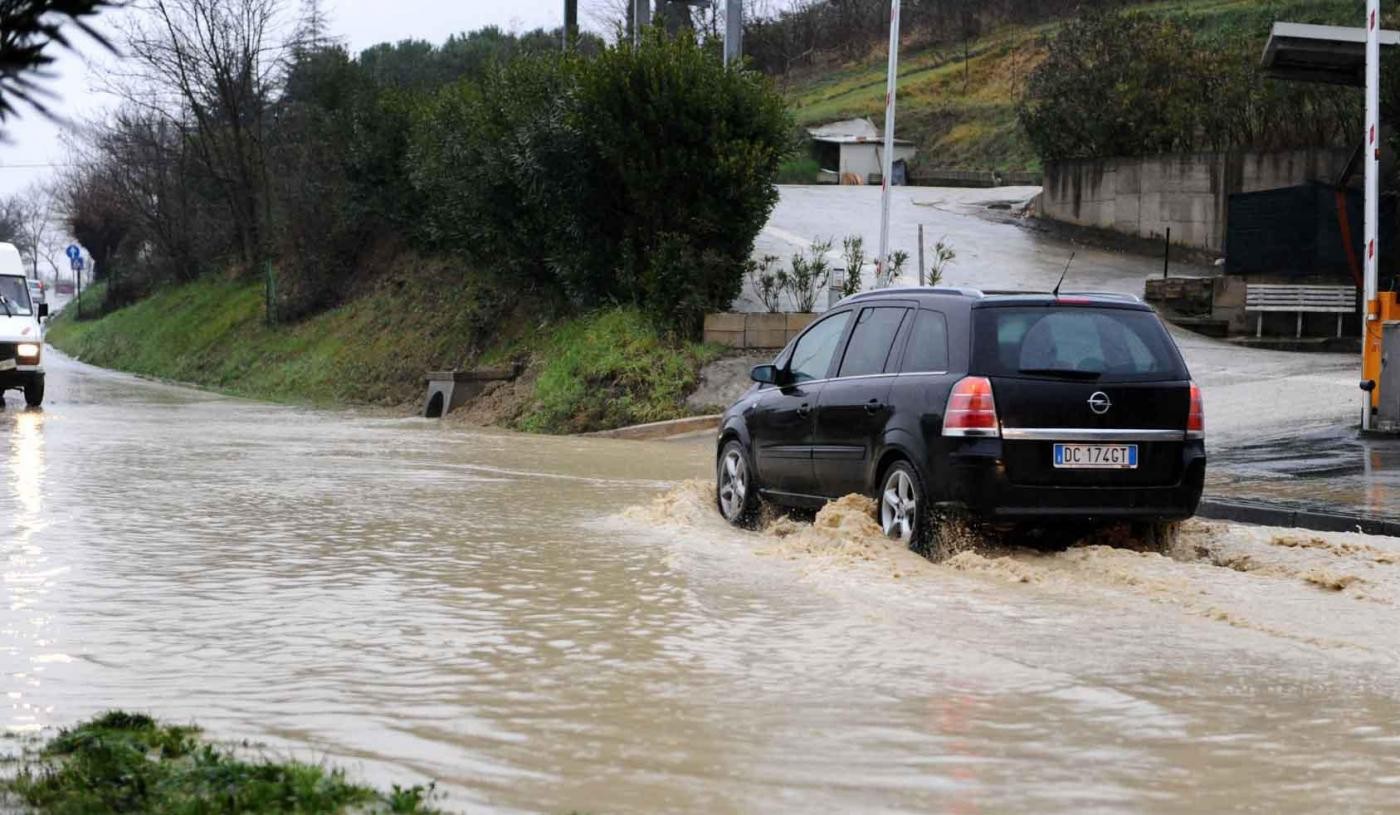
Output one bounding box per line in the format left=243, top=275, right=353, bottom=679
left=783, top=0, right=1358, bottom=173
left=47, top=264, right=721, bottom=434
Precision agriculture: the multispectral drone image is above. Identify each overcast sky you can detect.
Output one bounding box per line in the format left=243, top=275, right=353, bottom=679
left=0, top=0, right=620, bottom=199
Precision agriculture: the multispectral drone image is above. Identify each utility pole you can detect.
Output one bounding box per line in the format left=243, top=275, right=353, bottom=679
left=1364, top=0, right=1381, bottom=431
left=563, top=0, right=578, bottom=49
left=876, top=0, right=902, bottom=286
left=633, top=0, right=650, bottom=44
left=723, top=0, right=742, bottom=65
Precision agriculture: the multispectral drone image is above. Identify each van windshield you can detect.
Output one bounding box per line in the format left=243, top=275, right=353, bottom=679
left=0, top=276, right=33, bottom=316
left=973, top=306, right=1187, bottom=382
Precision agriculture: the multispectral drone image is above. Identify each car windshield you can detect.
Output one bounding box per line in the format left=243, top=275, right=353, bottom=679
left=0, top=275, right=33, bottom=316
left=973, top=306, right=1187, bottom=382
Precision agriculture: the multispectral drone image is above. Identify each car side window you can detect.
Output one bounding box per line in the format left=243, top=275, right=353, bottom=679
left=837, top=307, right=909, bottom=378
left=788, top=311, right=852, bottom=382
left=900, top=309, right=949, bottom=372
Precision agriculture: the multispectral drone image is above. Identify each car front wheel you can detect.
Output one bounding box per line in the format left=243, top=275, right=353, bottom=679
left=716, top=440, right=759, bottom=526
left=23, top=375, right=43, bottom=408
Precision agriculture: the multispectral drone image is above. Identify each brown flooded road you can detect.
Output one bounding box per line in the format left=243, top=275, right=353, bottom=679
left=7, top=354, right=1400, bottom=812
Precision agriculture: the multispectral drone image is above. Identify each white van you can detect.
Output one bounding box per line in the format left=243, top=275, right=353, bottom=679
left=0, top=242, right=47, bottom=407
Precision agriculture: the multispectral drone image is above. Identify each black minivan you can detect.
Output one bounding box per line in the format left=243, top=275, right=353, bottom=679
left=715, top=288, right=1205, bottom=548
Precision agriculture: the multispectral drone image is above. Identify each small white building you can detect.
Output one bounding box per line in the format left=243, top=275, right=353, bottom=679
left=807, top=118, right=917, bottom=185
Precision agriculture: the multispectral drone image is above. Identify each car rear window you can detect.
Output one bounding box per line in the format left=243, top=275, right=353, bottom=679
left=972, top=306, right=1187, bottom=382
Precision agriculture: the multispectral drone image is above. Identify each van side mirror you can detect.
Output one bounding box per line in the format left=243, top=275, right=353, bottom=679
left=750, top=364, right=782, bottom=385
left=37, top=303, right=48, bottom=319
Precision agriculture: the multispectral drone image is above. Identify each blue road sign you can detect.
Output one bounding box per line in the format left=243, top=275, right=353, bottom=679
left=66, top=244, right=80, bottom=261
left=71, top=257, right=84, bottom=272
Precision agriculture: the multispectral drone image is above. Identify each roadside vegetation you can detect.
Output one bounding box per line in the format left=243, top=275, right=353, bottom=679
left=2, top=710, right=437, bottom=813
left=48, top=267, right=721, bottom=432
left=46, top=2, right=788, bottom=431
left=776, top=0, right=1366, bottom=174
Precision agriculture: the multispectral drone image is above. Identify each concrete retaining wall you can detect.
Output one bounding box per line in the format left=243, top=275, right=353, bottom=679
left=703, top=312, right=817, bottom=349
left=1040, top=149, right=1353, bottom=253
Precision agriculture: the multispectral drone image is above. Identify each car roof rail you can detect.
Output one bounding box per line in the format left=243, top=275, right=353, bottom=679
left=837, top=286, right=984, bottom=305
left=979, top=289, right=1143, bottom=303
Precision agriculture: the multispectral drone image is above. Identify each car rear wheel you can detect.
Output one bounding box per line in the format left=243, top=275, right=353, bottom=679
left=24, top=375, right=43, bottom=408
left=880, top=461, right=928, bottom=550
left=717, top=440, right=759, bottom=526
left=1132, top=520, right=1180, bottom=553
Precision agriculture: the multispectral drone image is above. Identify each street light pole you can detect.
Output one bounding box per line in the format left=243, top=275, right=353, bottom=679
left=876, top=0, right=902, bottom=287
left=723, top=0, right=742, bottom=65
left=1364, top=0, right=1381, bottom=431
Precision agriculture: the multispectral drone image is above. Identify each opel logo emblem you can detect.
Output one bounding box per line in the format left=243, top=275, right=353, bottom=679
left=1087, top=391, right=1112, bottom=415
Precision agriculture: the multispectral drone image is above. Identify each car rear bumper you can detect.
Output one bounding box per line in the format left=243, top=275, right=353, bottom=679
left=945, top=440, right=1206, bottom=523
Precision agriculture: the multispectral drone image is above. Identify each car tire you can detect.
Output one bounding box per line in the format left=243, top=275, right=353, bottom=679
left=716, top=440, right=760, bottom=527
left=1133, top=520, right=1180, bottom=553
left=24, top=375, right=43, bottom=408
left=878, top=460, right=933, bottom=552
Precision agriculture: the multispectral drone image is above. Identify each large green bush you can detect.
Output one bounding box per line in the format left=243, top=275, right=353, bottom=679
left=1019, top=8, right=1360, bottom=162
left=410, top=32, right=791, bottom=333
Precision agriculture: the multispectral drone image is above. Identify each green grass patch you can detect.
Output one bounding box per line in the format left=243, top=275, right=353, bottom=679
left=776, top=154, right=822, bottom=184
left=46, top=268, right=723, bottom=434
left=4, top=710, right=438, bottom=813
left=515, top=308, right=724, bottom=434
left=47, top=264, right=503, bottom=408
left=64, top=280, right=109, bottom=319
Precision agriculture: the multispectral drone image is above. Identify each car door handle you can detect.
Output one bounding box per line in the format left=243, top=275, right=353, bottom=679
left=864, top=399, right=883, bottom=414
left=796, top=402, right=811, bottom=417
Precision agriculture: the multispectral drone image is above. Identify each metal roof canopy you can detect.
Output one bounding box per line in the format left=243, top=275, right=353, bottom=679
left=1261, top=22, right=1400, bottom=86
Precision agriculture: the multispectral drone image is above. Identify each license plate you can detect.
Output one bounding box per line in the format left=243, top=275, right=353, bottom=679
left=0, top=358, right=13, bottom=371
left=1053, top=443, right=1138, bottom=469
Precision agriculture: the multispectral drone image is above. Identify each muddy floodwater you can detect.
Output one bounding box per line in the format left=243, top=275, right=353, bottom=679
left=8, top=355, right=1400, bottom=813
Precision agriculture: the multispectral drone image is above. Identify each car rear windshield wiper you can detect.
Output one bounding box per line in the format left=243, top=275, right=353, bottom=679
left=1018, top=367, right=1101, bottom=380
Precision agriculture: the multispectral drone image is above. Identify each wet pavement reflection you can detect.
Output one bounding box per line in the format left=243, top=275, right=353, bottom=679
left=1211, top=424, right=1400, bottom=521
left=6, top=354, right=1400, bottom=813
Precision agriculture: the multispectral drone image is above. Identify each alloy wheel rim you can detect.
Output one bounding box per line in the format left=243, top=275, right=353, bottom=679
left=718, top=449, right=747, bottom=520
left=881, top=470, right=917, bottom=542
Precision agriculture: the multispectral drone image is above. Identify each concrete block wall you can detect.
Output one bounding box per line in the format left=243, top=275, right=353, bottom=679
left=703, top=312, right=818, bottom=350
left=1040, top=148, right=1353, bottom=253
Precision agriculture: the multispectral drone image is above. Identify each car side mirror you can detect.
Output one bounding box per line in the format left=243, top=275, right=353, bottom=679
left=37, top=303, right=48, bottom=319
left=750, top=364, right=782, bottom=385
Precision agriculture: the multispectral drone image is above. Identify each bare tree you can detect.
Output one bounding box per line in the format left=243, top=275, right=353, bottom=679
left=113, top=0, right=297, bottom=271
left=15, top=184, right=55, bottom=279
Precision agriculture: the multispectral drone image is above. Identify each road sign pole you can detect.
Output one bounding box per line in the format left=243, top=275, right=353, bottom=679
left=1364, top=0, right=1381, bottom=431
left=877, top=0, right=902, bottom=287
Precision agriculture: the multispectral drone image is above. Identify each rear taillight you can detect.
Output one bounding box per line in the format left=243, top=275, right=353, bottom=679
left=943, top=376, right=1000, bottom=437
left=1187, top=382, right=1204, bottom=439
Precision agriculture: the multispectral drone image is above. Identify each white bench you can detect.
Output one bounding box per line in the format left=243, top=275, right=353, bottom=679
left=1245, top=284, right=1357, bottom=338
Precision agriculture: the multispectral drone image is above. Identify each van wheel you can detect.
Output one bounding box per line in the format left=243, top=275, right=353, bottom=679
left=24, top=375, right=43, bottom=408
left=716, top=440, right=759, bottom=527
left=879, top=460, right=931, bottom=552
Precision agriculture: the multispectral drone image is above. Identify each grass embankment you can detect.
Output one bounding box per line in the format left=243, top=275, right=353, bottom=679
left=2, top=711, right=437, bottom=813
left=47, top=269, right=722, bottom=434
left=782, top=0, right=1358, bottom=176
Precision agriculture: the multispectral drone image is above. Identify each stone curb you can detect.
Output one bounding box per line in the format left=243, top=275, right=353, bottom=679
left=584, top=414, right=722, bottom=441
left=1197, top=498, right=1400, bottom=538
